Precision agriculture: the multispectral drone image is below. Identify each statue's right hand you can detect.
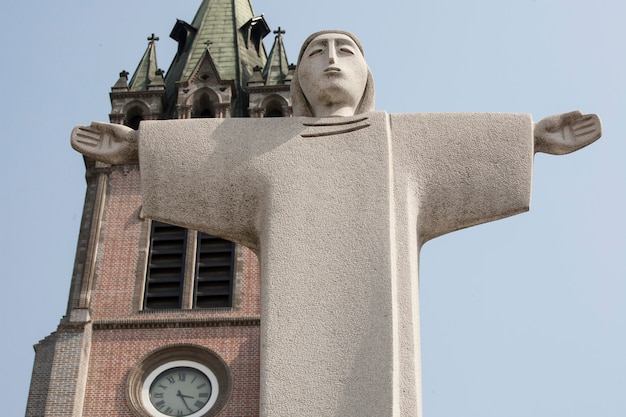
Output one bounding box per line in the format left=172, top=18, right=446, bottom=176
left=71, top=121, right=138, bottom=164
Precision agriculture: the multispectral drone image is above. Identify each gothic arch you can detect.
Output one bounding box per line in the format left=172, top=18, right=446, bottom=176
left=123, top=101, right=151, bottom=130
left=260, top=94, right=290, bottom=117
left=186, top=87, right=221, bottom=118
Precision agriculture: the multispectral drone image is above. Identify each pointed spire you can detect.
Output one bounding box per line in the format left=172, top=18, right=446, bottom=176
left=127, top=34, right=162, bottom=92
left=263, top=27, right=291, bottom=86
left=111, top=70, right=129, bottom=92
left=171, top=0, right=269, bottom=86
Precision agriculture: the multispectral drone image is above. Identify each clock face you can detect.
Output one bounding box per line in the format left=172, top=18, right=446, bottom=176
left=149, top=367, right=211, bottom=416
left=142, top=361, right=219, bottom=417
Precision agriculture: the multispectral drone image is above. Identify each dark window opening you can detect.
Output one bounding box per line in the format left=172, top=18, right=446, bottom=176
left=192, top=93, right=214, bottom=118
left=144, top=222, right=187, bottom=309
left=126, top=106, right=145, bottom=130
left=144, top=222, right=235, bottom=310
left=265, top=108, right=283, bottom=117
left=264, top=100, right=285, bottom=118
left=198, top=108, right=214, bottom=118
left=194, top=234, right=235, bottom=308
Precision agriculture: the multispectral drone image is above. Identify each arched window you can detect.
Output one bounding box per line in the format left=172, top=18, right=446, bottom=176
left=198, top=108, right=214, bottom=118
left=265, top=107, right=283, bottom=118
left=192, top=92, right=214, bottom=118
left=125, top=106, right=145, bottom=130
left=262, top=97, right=287, bottom=118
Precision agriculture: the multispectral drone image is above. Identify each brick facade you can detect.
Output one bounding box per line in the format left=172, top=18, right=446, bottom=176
left=84, top=327, right=260, bottom=417
left=26, top=333, right=56, bottom=416
left=26, top=2, right=290, bottom=415
left=27, top=160, right=262, bottom=417
left=78, top=165, right=261, bottom=417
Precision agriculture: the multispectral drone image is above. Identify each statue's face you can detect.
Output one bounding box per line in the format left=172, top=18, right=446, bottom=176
left=297, top=33, right=369, bottom=117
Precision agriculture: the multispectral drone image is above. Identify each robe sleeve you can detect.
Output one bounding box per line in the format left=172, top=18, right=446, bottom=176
left=138, top=119, right=262, bottom=250
left=391, top=113, right=534, bottom=243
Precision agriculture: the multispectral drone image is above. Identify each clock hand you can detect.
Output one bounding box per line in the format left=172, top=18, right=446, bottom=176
left=176, top=390, right=193, bottom=412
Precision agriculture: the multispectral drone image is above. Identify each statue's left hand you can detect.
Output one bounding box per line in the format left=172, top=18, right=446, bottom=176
left=534, top=110, right=602, bottom=155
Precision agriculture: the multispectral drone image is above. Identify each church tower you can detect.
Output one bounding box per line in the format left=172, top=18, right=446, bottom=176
left=26, top=1, right=293, bottom=416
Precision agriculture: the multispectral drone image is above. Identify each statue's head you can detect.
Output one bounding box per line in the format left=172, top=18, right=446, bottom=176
left=291, top=30, right=375, bottom=117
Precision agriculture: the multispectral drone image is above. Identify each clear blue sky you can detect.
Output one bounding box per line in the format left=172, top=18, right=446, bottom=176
left=1, top=1, right=624, bottom=416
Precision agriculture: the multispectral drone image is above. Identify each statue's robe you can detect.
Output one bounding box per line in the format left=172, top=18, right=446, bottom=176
left=139, top=112, right=533, bottom=417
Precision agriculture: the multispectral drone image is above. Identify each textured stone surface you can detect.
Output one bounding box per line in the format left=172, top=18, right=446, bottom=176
left=67, top=27, right=601, bottom=417
left=139, top=112, right=533, bottom=416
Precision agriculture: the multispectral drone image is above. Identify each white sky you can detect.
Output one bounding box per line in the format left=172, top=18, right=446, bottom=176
left=1, top=1, right=624, bottom=416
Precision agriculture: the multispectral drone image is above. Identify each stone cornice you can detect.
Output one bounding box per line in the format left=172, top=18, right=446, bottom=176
left=109, top=90, right=166, bottom=100
left=93, top=315, right=260, bottom=330
left=247, top=84, right=290, bottom=94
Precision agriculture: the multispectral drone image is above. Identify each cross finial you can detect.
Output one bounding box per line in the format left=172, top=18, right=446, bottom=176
left=147, top=33, right=160, bottom=43
left=274, top=27, right=286, bottom=36
left=205, top=39, right=213, bottom=47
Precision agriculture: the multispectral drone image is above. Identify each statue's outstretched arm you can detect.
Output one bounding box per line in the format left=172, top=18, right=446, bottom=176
left=534, top=110, right=602, bottom=155
left=71, top=121, right=139, bottom=164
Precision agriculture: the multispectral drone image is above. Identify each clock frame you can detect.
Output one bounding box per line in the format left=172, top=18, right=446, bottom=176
left=142, top=360, right=218, bottom=417
left=126, top=345, right=231, bottom=417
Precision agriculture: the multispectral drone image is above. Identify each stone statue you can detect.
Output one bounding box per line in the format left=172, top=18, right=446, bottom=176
left=71, top=30, right=601, bottom=417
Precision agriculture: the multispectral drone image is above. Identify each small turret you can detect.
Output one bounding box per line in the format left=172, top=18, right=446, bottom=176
left=109, top=34, right=166, bottom=128
left=248, top=27, right=294, bottom=117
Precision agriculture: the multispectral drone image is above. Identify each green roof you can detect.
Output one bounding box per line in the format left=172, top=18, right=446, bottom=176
left=263, top=28, right=290, bottom=85
left=180, top=0, right=267, bottom=85
left=128, top=35, right=162, bottom=92
left=124, top=1, right=285, bottom=116
left=158, top=0, right=271, bottom=116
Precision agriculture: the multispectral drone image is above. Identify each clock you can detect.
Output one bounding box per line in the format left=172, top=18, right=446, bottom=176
left=141, top=360, right=219, bottom=417
left=126, top=346, right=231, bottom=417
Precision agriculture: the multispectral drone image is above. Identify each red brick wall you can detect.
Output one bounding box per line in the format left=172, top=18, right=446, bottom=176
left=90, top=166, right=143, bottom=320
left=82, top=165, right=262, bottom=416
left=90, top=165, right=261, bottom=320
left=83, top=326, right=260, bottom=417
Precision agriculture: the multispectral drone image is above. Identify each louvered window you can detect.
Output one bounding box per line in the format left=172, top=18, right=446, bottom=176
left=195, top=234, right=236, bottom=308
left=144, top=222, right=235, bottom=310
left=144, top=222, right=187, bottom=309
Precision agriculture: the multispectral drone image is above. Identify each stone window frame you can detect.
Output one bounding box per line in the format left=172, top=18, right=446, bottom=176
left=134, top=219, right=244, bottom=312
left=260, top=94, right=290, bottom=118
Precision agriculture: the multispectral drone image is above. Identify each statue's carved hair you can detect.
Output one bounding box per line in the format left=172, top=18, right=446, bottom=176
left=290, top=30, right=375, bottom=117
